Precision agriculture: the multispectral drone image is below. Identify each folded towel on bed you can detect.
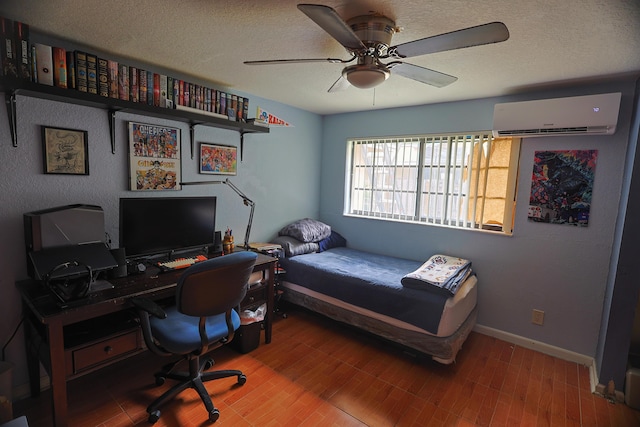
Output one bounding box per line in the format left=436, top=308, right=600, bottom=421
left=401, top=254, right=472, bottom=296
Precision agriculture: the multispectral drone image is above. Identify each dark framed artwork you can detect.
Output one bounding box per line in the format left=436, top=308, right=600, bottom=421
left=41, top=126, right=89, bottom=175
left=528, top=149, right=598, bottom=226
left=128, top=122, right=181, bottom=191
left=199, top=142, right=237, bottom=175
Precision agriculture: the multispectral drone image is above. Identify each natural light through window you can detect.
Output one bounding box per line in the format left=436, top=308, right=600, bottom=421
left=345, top=133, right=520, bottom=234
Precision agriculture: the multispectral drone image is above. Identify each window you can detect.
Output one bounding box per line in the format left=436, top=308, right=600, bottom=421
left=346, top=133, right=520, bottom=234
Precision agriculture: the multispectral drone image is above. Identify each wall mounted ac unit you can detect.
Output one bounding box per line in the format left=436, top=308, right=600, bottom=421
left=492, top=92, right=621, bottom=137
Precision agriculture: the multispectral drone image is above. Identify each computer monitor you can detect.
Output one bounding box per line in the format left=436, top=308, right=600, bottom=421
left=119, top=196, right=216, bottom=259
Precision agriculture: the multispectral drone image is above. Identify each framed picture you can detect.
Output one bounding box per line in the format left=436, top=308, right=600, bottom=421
left=41, top=126, right=89, bottom=175
left=199, top=143, right=237, bottom=175
left=128, top=122, right=181, bottom=191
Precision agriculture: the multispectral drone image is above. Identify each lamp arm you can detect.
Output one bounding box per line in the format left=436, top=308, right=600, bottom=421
left=179, top=179, right=255, bottom=250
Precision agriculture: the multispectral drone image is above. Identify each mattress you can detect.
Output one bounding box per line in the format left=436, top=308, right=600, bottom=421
left=279, top=247, right=477, bottom=337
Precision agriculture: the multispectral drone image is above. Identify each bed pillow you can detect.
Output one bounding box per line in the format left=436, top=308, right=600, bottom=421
left=278, top=218, right=331, bottom=243
left=272, top=235, right=319, bottom=257
left=318, top=231, right=347, bottom=252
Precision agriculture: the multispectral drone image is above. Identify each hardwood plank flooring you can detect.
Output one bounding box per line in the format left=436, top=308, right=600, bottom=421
left=13, top=305, right=640, bottom=426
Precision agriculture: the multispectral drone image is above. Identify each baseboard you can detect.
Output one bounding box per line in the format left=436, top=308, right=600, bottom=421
left=473, top=324, right=597, bottom=391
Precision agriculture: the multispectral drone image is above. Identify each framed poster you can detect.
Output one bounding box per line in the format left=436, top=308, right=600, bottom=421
left=528, top=149, right=598, bottom=226
left=41, top=126, right=89, bottom=175
left=128, top=122, right=180, bottom=190
left=199, top=142, right=237, bottom=175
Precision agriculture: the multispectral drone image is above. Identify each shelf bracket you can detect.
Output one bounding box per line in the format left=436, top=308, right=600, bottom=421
left=190, top=124, right=196, bottom=159
left=5, top=91, right=17, bottom=147
left=109, top=109, right=117, bottom=154
left=240, top=131, right=246, bottom=162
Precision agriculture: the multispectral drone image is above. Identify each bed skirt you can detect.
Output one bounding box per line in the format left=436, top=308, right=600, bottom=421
left=282, top=282, right=477, bottom=364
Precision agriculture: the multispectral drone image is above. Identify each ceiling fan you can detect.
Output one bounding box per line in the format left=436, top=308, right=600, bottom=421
left=244, top=3, right=509, bottom=92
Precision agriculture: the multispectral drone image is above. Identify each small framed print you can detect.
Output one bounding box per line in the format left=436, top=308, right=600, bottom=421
left=199, top=143, right=237, bottom=175
left=41, top=126, right=89, bottom=175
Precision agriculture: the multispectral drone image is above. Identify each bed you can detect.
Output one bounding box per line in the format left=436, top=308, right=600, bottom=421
left=273, top=220, right=477, bottom=364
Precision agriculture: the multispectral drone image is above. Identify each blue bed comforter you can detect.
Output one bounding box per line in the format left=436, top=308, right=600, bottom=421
left=279, top=247, right=449, bottom=334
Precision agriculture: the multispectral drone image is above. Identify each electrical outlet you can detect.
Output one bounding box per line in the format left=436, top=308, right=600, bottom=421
left=532, top=309, right=545, bottom=325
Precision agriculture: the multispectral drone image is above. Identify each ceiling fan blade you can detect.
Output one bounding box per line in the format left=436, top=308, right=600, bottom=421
left=297, top=4, right=366, bottom=51
left=244, top=57, right=350, bottom=65
left=389, top=62, right=458, bottom=88
left=389, top=22, right=509, bottom=58
left=328, top=75, right=351, bottom=92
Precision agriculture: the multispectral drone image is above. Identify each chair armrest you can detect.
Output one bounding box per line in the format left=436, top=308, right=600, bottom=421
left=130, top=296, right=167, bottom=319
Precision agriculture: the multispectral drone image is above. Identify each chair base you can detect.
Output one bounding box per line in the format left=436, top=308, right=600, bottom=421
left=146, top=356, right=246, bottom=424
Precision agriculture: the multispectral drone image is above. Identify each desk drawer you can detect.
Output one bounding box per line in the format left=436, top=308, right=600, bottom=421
left=242, top=283, right=267, bottom=309
left=70, top=329, right=141, bottom=374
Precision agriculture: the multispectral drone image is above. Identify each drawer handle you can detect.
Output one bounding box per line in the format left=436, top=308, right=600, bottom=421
left=104, top=346, right=113, bottom=354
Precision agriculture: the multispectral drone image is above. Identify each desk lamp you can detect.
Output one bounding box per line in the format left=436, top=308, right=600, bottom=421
left=179, top=179, right=254, bottom=250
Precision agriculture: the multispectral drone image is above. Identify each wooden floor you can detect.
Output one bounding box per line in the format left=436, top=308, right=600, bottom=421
left=14, top=305, right=640, bottom=427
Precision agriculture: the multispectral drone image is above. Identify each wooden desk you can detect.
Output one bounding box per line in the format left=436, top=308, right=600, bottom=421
left=16, top=252, right=276, bottom=427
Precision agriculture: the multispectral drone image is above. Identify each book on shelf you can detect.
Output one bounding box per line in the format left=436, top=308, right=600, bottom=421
left=243, top=97, right=249, bottom=123
left=129, top=66, right=138, bottom=102
left=189, top=83, right=195, bottom=108
left=174, top=104, right=227, bottom=119
left=66, top=51, right=75, bottom=89
left=215, top=90, right=221, bottom=114
left=138, top=68, right=147, bottom=103
left=15, top=20, right=29, bottom=80
left=219, top=91, right=226, bottom=117
left=166, top=76, right=173, bottom=107
left=107, top=60, right=118, bottom=98
left=182, top=81, right=189, bottom=107
left=1, top=16, right=18, bottom=78
left=159, top=74, right=167, bottom=107
left=178, top=80, right=185, bottom=106
left=146, top=70, right=154, bottom=105
left=52, top=46, right=67, bottom=88
left=33, top=43, right=53, bottom=86
left=237, top=96, right=244, bottom=122
left=97, top=57, right=109, bottom=97
left=86, top=53, right=98, bottom=94
left=119, top=64, right=129, bottom=101
left=173, top=78, right=180, bottom=106
left=74, top=51, right=87, bottom=92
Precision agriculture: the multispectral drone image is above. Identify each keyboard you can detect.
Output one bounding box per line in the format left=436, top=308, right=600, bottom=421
left=157, top=254, right=207, bottom=271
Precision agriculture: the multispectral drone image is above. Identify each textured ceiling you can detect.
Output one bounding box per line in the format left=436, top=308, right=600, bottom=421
left=3, top=0, right=640, bottom=115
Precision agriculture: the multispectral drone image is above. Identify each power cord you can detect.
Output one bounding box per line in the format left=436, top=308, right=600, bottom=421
left=1, top=315, right=24, bottom=362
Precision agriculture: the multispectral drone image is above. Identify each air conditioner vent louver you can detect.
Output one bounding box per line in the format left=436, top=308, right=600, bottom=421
left=496, top=126, right=613, bottom=136
left=492, top=93, right=621, bottom=138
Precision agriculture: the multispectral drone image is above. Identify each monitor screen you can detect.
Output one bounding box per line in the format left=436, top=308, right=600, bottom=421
left=119, top=197, right=216, bottom=258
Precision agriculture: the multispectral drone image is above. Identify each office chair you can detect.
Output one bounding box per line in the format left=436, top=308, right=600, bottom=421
left=131, top=251, right=258, bottom=424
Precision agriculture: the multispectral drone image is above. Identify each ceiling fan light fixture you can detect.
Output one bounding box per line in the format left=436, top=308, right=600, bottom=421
left=343, top=65, right=390, bottom=89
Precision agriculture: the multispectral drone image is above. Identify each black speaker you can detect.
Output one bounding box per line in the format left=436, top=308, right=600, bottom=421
left=108, top=248, right=128, bottom=279
left=211, top=230, right=223, bottom=254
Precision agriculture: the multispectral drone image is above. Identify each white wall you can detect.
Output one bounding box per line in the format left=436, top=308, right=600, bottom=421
left=0, top=92, right=322, bottom=390
left=319, top=78, right=637, bottom=359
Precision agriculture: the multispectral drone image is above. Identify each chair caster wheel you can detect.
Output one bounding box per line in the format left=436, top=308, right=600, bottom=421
left=148, top=410, right=161, bottom=424
left=155, top=376, right=165, bottom=386
left=209, top=408, right=220, bottom=422
left=203, top=358, right=214, bottom=370
left=237, top=374, right=247, bottom=385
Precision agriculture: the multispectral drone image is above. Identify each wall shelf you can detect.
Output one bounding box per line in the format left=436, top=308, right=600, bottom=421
left=1, top=78, right=269, bottom=158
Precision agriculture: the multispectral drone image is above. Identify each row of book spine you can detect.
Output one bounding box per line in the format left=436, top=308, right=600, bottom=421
left=1, top=16, right=250, bottom=122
